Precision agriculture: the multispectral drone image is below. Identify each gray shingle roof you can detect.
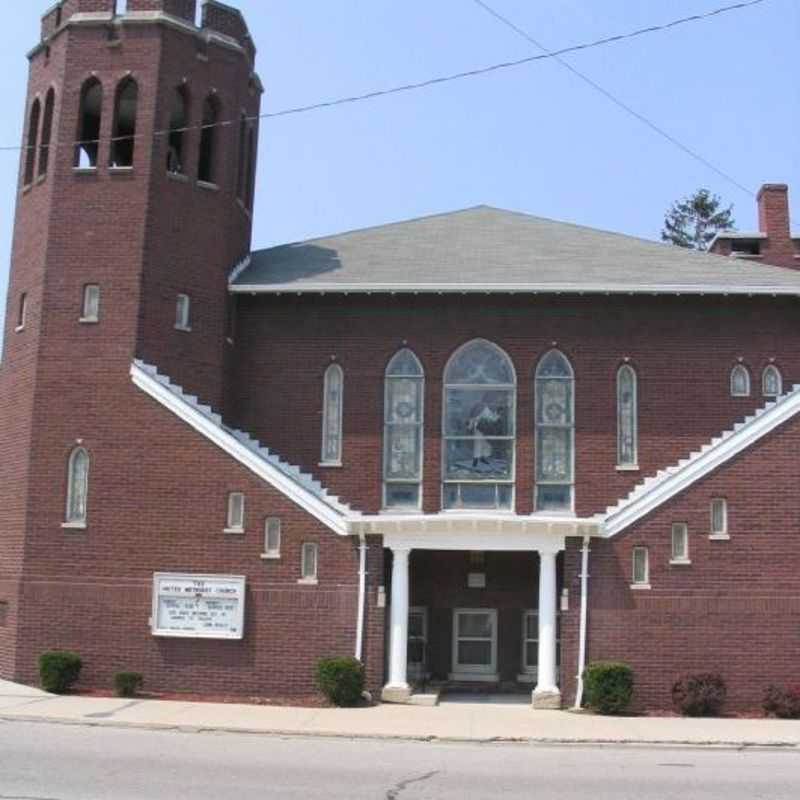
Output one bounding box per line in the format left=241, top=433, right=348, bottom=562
left=230, top=206, right=800, bottom=296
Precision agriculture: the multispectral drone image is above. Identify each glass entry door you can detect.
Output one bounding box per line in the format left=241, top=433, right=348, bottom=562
left=452, top=609, right=498, bottom=678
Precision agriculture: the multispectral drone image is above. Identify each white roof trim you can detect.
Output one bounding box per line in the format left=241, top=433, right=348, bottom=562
left=130, top=361, right=351, bottom=536
left=229, top=281, right=800, bottom=297
left=228, top=254, right=252, bottom=285
left=603, top=384, right=800, bottom=536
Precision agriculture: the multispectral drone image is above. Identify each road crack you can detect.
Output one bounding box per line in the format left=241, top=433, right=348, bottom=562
left=385, top=771, right=438, bottom=799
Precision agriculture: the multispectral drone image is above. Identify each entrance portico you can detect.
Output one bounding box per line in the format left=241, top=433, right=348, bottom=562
left=350, top=515, right=601, bottom=709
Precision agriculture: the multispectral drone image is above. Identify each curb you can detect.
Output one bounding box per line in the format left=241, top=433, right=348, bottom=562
left=2, top=714, right=799, bottom=750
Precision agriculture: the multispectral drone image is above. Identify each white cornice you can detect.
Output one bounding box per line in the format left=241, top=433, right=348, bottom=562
left=227, top=254, right=252, bottom=285
left=604, top=385, right=800, bottom=536
left=130, top=361, right=350, bottom=536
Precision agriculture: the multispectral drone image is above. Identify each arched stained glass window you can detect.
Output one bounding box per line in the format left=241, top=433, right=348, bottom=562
left=762, top=365, right=782, bottom=397
left=384, top=349, right=424, bottom=510
left=617, top=364, right=638, bottom=467
left=24, top=98, right=41, bottom=185
left=730, top=364, right=750, bottom=397
left=535, top=350, right=574, bottom=512
left=321, top=364, right=344, bottom=465
left=443, top=340, right=516, bottom=510
left=65, top=447, right=90, bottom=525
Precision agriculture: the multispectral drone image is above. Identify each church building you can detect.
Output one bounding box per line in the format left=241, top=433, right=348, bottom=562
left=1, top=0, right=798, bottom=711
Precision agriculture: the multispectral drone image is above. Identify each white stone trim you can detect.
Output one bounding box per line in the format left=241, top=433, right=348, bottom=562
left=228, top=254, right=252, bottom=285
left=130, top=361, right=351, bottom=536
left=604, top=385, right=800, bottom=537
left=382, top=529, right=567, bottom=554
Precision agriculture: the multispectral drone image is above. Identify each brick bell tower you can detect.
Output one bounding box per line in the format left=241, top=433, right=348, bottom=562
left=0, top=0, right=261, bottom=680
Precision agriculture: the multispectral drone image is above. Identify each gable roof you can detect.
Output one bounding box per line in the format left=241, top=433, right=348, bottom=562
left=230, top=206, right=800, bottom=296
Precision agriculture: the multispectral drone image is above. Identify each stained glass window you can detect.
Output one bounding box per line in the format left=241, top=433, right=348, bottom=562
left=632, top=546, right=649, bottom=585
left=535, top=350, right=574, bottom=512
left=384, top=349, right=424, bottom=509
left=65, top=447, right=89, bottom=525
left=617, top=365, right=637, bottom=467
left=730, top=364, right=750, bottom=397
left=671, top=523, right=689, bottom=562
left=321, top=364, right=344, bottom=465
left=762, top=365, right=782, bottom=397
left=443, top=340, right=516, bottom=510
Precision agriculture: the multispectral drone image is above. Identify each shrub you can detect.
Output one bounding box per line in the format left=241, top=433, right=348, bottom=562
left=672, top=673, right=727, bottom=717
left=38, top=650, right=82, bottom=694
left=762, top=685, right=800, bottom=719
left=315, top=656, right=365, bottom=707
left=114, top=672, right=144, bottom=698
left=583, top=661, right=634, bottom=715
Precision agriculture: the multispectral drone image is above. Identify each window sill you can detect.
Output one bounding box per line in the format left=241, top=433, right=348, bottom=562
left=730, top=393, right=751, bottom=399
left=61, top=522, right=87, bottom=531
left=297, top=577, right=318, bottom=586
left=14, top=325, right=24, bottom=334
left=616, top=465, right=640, bottom=472
left=669, top=559, right=692, bottom=566
left=166, top=171, right=189, bottom=183
left=21, top=183, right=32, bottom=194
left=260, top=552, right=281, bottom=560
left=223, top=527, right=245, bottom=535
left=109, top=166, right=134, bottom=175
left=79, top=317, right=99, bottom=325
left=709, top=533, right=731, bottom=541
left=318, top=461, right=342, bottom=468
left=35, top=174, right=47, bottom=185
left=73, top=167, right=97, bottom=175
left=198, top=180, right=220, bottom=192
left=630, top=583, right=651, bottom=591
left=174, top=324, right=192, bottom=333
left=379, top=509, right=423, bottom=515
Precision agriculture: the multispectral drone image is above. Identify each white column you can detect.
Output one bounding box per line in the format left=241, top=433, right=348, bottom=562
left=533, top=549, right=561, bottom=708
left=384, top=547, right=411, bottom=698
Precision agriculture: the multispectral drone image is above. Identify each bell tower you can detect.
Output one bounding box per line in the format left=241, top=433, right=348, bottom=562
left=0, top=0, right=261, bottom=680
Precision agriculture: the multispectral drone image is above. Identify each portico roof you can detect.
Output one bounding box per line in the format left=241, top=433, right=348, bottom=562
left=231, top=206, right=800, bottom=297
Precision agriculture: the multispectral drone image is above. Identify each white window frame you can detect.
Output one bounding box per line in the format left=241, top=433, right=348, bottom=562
left=224, top=491, right=245, bottom=533
left=80, top=283, right=100, bottom=323
left=175, top=293, right=191, bottom=332
left=261, top=517, right=281, bottom=559
left=761, top=365, right=782, bottom=397
left=320, top=364, right=344, bottom=466
left=670, top=522, right=690, bottom=564
left=616, top=364, right=638, bottom=469
left=442, top=339, right=517, bottom=512
left=63, top=446, right=89, bottom=529
left=710, top=498, right=729, bottom=539
left=534, top=350, right=575, bottom=513
left=450, top=608, right=498, bottom=681
left=407, top=606, right=428, bottom=681
left=299, top=542, right=319, bottom=584
left=631, top=546, right=650, bottom=589
left=730, top=364, right=751, bottom=397
left=519, top=609, right=561, bottom=683
left=383, top=349, right=424, bottom=511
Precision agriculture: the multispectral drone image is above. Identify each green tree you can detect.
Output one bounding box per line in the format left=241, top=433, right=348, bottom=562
left=661, top=189, right=735, bottom=251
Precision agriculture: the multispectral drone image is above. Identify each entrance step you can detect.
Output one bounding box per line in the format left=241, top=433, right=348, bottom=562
left=408, top=689, right=440, bottom=707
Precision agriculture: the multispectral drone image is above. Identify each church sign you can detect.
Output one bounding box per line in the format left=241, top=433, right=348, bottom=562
left=151, top=574, right=246, bottom=640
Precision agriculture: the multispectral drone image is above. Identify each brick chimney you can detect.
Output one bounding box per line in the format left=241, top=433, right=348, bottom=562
left=757, top=184, right=797, bottom=268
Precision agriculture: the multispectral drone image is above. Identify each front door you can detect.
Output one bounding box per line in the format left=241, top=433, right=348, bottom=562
left=451, top=608, right=498, bottom=681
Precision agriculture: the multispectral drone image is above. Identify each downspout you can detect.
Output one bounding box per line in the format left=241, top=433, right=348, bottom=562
left=573, top=534, right=591, bottom=710
left=355, top=534, right=368, bottom=661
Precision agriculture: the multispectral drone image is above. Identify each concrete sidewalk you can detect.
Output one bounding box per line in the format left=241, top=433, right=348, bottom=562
left=1, top=680, right=799, bottom=747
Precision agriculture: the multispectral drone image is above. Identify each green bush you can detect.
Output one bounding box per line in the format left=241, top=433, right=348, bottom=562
left=583, top=661, right=634, bottom=715
left=113, top=672, right=144, bottom=698
left=38, top=650, right=82, bottom=694
left=315, top=656, right=365, bottom=707
left=762, top=685, right=800, bottom=719
left=672, top=673, right=727, bottom=717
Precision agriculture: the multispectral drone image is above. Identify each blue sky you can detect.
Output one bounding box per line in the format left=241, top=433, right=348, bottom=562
left=0, top=0, right=798, bottom=325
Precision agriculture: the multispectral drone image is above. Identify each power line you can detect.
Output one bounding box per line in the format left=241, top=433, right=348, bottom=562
left=470, top=0, right=758, bottom=197
left=2, top=0, right=768, bottom=158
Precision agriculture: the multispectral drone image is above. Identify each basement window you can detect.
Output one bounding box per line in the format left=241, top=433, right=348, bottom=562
left=225, top=492, right=245, bottom=533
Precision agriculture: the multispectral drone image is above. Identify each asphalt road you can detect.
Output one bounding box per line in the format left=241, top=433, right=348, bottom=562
left=0, top=721, right=798, bottom=799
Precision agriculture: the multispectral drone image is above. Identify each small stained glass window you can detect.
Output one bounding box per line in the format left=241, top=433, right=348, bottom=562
left=730, top=364, right=750, bottom=397
left=671, top=523, right=689, bottom=562
left=81, top=284, right=100, bottom=322
left=762, top=365, right=782, bottom=397
left=617, top=365, right=637, bottom=467
left=264, top=518, right=281, bottom=557
left=65, top=447, right=90, bottom=525
left=321, top=364, right=344, bottom=465
left=226, top=492, right=245, bottom=531
left=710, top=498, right=728, bottom=536
left=632, top=547, right=649, bottom=586
left=301, top=542, right=318, bottom=581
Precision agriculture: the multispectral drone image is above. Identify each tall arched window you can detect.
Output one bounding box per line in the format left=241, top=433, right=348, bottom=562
left=246, top=125, right=256, bottom=209
left=38, top=89, right=55, bottom=178
left=730, top=364, right=751, bottom=397
left=197, top=94, right=220, bottom=183
left=321, top=364, right=344, bottom=465
left=166, top=86, right=189, bottom=174
left=74, top=77, right=103, bottom=168
left=535, top=350, right=575, bottom=512
left=24, top=98, right=41, bottom=185
left=65, top=447, right=90, bottom=526
left=384, top=349, right=424, bottom=510
left=762, top=364, right=782, bottom=397
left=617, top=364, right=638, bottom=468
left=110, top=76, right=138, bottom=167
left=443, top=339, right=516, bottom=510
left=236, top=112, right=248, bottom=201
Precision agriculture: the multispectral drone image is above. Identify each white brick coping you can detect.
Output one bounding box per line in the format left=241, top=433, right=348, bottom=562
left=130, top=360, right=354, bottom=536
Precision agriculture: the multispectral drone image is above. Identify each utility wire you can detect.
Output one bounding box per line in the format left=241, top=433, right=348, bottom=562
left=470, top=0, right=758, bottom=197
left=3, top=0, right=768, bottom=158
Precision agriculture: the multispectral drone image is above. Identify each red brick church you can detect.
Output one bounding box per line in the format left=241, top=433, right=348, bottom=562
left=1, top=0, right=798, bottom=710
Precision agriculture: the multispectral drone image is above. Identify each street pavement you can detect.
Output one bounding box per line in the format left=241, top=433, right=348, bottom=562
left=0, top=721, right=798, bottom=799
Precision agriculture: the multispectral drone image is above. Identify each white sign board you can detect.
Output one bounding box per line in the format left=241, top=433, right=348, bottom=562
left=151, top=573, right=246, bottom=640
